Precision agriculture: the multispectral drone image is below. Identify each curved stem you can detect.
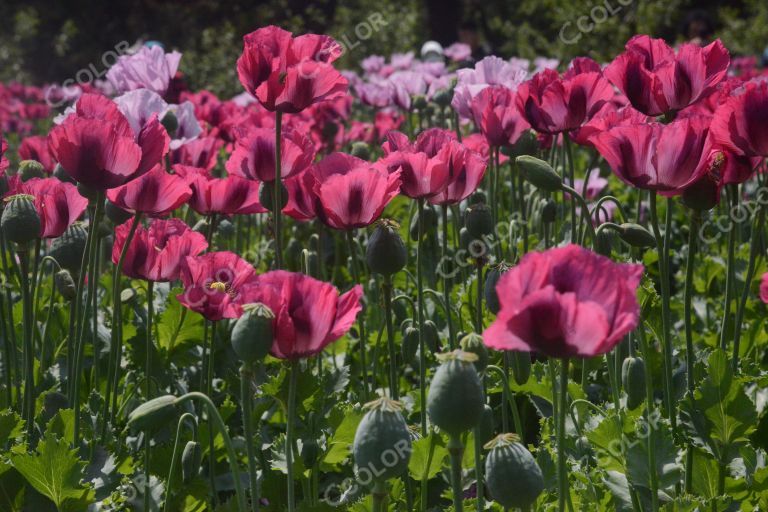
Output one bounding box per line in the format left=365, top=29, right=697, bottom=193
left=164, top=413, right=198, bottom=512
left=274, top=111, right=284, bottom=269
left=561, top=185, right=597, bottom=245
left=176, top=392, right=247, bottom=511
left=485, top=365, right=524, bottom=438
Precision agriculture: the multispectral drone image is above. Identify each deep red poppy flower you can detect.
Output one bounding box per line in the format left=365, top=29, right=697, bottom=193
left=604, top=35, right=730, bottom=116
left=113, top=218, right=208, bottom=282
left=19, top=135, right=57, bottom=173
left=8, top=177, right=88, bottom=238
left=177, top=251, right=258, bottom=321
left=308, top=152, right=401, bottom=230
left=483, top=244, right=643, bottom=357
left=236, top=26, right=348, bottom=113
left=470, top=86, right=531, bottom=147
left=380, top=129, right=452, bottom=199
left=240, top=270, right=362, bottom=359
left=173, top=165, right=266, bottom=216
left=107, top=164, right=191, bottom=216
left=226, top=127, right=315, bottom=182
left=591, top=116, right=712, bottom=194
left=711, top=80, right=768, bottom=158
left=516, top=64, right=615, bottom=135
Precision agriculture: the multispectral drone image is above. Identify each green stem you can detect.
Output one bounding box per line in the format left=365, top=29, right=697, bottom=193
left=206, top=320, right=217, bottom=507
left=383, top=277, right=398, bottom=400
left=144, top=280, right=155, bottom=512
left=473, top=423, right=484, bottom=512
left=720, top=186, right=739, bottom=351
left=683, top=213, right=699, bottom=492
left=274, top=111, right=284, bottom=269
left=448, top=434, right=464, bottom=512
left=416, top=199, right=428, bottom=435
left=637, top=328, right=659, bottom=512
left=346, top=230, right=368, bottom=400
left=557, top=358, right=570, bottom=512
left=563, top=134, right=578, bottom=244
left=164, top=413, right=197, bottom=512
left=441, top=206, right=456, bottom=349
left=475, top=262, right=483, bottom=332
left=18, top=249, right=34, bottom=439
left=176, top=392, right=247, bottom=511
left=286, top=360, right=299, bottom=512
left=241, top=364, right=260, bottom=512
left=372, top=479, right=387, bottom=512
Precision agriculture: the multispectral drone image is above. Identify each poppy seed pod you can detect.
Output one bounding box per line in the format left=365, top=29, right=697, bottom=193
left=484, top=433, right=544, bottom=509
left=464, top=203, right=494, bottom=239
left=427, top=350, right=485, bottom=436
left=231, top=303, right=275, bottom=363
left=350, top=141, right=371, bottom=161
left=366, top=219, right=407, bottom=277
left=49, top=222, right=88, bottom=273
left=127, top=395, right=179, bottom=433
left=410, top=206, right=437, bottom=241
left=516, top=155, right=562, bottom=192
left=2, top=194, right=41, bottom=245
left=259, top=180, right=289, bottom=213
left=433, top=88, right=453, bottom=107
left=19, top=160, right=46, bottom=181
left=353, top=397, right=412, bottom=482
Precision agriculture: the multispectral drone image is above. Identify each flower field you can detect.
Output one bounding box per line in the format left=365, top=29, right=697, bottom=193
left=0, top=24, right=767, bottom=512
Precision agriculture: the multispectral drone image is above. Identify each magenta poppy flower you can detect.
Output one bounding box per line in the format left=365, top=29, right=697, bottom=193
left=380, top=129, right=452, bottom=199
left=8, top=177, right=87, bottom=238
left=113, top=218, right=207, bottom=282
left=19, top=135, right=57, bottom=173
left=516, top=64, right=615, bottom=135
left=226, top=127, right=315, bottom=183
left=571, top=103, right=649, bottom=147
left=237, top=26, right=348, bottom=113
left=604, top=35, right=730, bottom=116
left=173, top=165, right=266, bottom=216
left=106, top=45, right=182, bottom=96
left=591, top=116, right=712, bottom=194
left=0, top=137, right=8, bottom=174
left=483, top=244, right=643, bottom=358
left=107, top=164, right=191, bottom=216
left=177, top=251, right=258, bottom=321
left=171, top=135, right=223, bottom=170
left=470, top=86, right=531, bottom=147
left=283, top=171, right=318, bottom=222
left=429, top=142, right=487, bottom=206
left=308, top=153, right=401, bottom=230
left=761, top=273, right=768, bottom=304
left=711, top=80, right=768, bottom=158
left=241, top=270, right=362, bottom=359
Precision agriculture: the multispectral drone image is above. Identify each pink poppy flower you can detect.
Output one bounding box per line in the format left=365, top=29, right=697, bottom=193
left=470, top=85, right=531, bottom=147
left=8, top=177, right=87, bottom=238
left=428, top=142, right=487, bottom=206
left=173, top=165, right=266, bottom=216
left=380, top=129, right=452, bottom=199
left=19, top=135, right=57, bottom=173
left=170, top=135, right=223, bottom=170
left=760, top=273, right=768, bottom=304
left=711, top=80, right=768, bottom=158
left=107, top=164, right=191, bottom=216
left=226, top=127, right=316, bottom=182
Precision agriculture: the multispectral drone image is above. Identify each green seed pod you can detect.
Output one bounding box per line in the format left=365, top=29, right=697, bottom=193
left=422, top=320, right=440, bottom=353
left=217, top=219, right=235, bottom=238
left=618, top=223, right=656, bottom=248
left=54, top=269, right=77, bottom=300
left=510, top=352, right=532, bottom=385
left=105, top=199, right=132, bottom=225
left=412, top=95, right=427, bottom=110
left=19, top=160, right=46, bottom=181
left=301, top=438, right=320, bottom=467
left=469, top=191, right=487, bottom=205
left=485, top=433, right=544, bottom=509
left=231, top=303, right=275, bottom=363
left=433, top=88, right=452, bottom=107
left=464, top=203, right=494, bottom=239
left=459, top=332, right=488, bottom=372
left=259, top=181, right=289, bottom=213
left=367, top=219, right=407, bottom=276
left=350, top=141, right=371, bottom=161
left=53, top=163, right=76, bottom=184
left=516, top=155, right=562, bottom=192
left=427, top=350, right=485, bottom=436
left=621, top=356, right=646, bottom=410
left=541, top=198, right=557, bottom=224
left=161, top=111, right=179, bottom=135
left=353, top=397, right=412, bottom=482
left=50, top=222, right=88, bottom=273
left=127, top=395, right=179, bottom=433
left=484, top=262, right=510, bottom=315
left=410, top=205, right=437, bottom=241
left=2, top=194, right=40, bottom=245
left=476, top=404, right=495, bottom=446
left=401, top=326, right=420, bottom=364
left=181, top=440, right=201, bottom=483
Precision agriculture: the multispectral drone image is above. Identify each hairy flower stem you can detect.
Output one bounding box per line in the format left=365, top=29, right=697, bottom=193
left=719, top=185, right=739, bottom=351
left=637, top=328, right=659, bottom=511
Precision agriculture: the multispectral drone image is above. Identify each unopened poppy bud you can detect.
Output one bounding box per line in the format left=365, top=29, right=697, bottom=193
left=366, top=219, right=406, bottom=276
left=507, top=129, right=539, bottom=157
left=433, top=88, right=452, bottom=107
left=541, top=198, right=557, bottom=223
left=19, top=160, right=45, bottom=181
left=459, top=332, right=488, bottom=372
left=595, top=228, right=614, bottom=257
left=181, top=441, right=201, bottom=483
left=621, top=356, right=646, bottom=409
left=410, top=206, right=437, bottom=241
left=618, top=223, right=656, bottom=248
left=412, top=95, right=427, bottom=110
left=484, top=262, right=510, bottom=315
left=301, top=438, right=320, bottom=467
left=350, top=141, right=371, bottom=161
left=231, top=303, right=275, bottom=363
left=105, top=199, right=132, bottom=225
left=161, top=111, right=178, bottom=135
left=127, top=395, right=179, bottom=432
left=464, top=203, right=494, bottom=239
left=1, top=194, right=40, bottom=245
left=517, top=155, right=562, bottom=192
left=259, top=181, right=289, bottom=213
left=54, top=269, right=77, bottom=300
left=50, top=222, right=88, bottom=273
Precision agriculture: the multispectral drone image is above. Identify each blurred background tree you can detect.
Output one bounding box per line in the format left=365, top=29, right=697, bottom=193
left=1, top=0, right=766, bottom=97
